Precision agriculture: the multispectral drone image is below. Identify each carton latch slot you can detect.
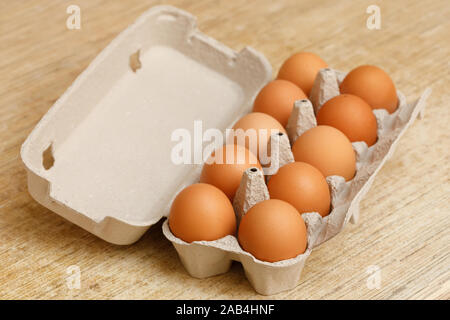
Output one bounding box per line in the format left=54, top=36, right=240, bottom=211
left=129, top=49, right=142, bottom=73
left=42, top=143, right=54, bottom=170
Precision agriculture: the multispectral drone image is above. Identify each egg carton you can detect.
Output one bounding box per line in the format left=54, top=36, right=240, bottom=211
left=163, top=68, right=431, bottom=295
left=20, top=4, right=432, bottom=296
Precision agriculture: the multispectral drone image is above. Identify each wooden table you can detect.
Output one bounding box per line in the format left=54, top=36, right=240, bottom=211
left=1, top=0, right=448, bottom=299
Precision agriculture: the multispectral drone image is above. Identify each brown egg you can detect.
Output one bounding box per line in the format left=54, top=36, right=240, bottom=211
left=340, top=65, right=398, bottom=113
left=252, top=79, right=307, bottom=127
left=277, top=52, right=328, bottom=96
left=200, top=144, right=261, bottom=200
left=169, top=183, right=236, bottom=243
left=317, top=94, right=378, bottom=146
left=238, top=199, right=307, bottom=262
left=292, top=126, right=356, bottom=181
left=267, top=162, right=331, bottom=217
left=232, top=112, right=287, bottom=164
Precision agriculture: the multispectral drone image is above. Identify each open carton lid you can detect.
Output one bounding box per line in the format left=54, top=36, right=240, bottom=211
left=20, top=5, right=272, bottom=245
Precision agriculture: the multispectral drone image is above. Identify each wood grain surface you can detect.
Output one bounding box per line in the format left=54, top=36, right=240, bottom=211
left=0, top=0, right=449, bottom=300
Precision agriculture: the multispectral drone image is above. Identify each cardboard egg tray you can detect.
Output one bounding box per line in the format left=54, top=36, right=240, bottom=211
left=20, top=5, right=431, bottom=295
left=163, top=70, right=431, bottom=295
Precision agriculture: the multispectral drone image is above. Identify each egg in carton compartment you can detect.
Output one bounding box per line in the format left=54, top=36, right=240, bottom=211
left=163, top=68, right=431, bottom=295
